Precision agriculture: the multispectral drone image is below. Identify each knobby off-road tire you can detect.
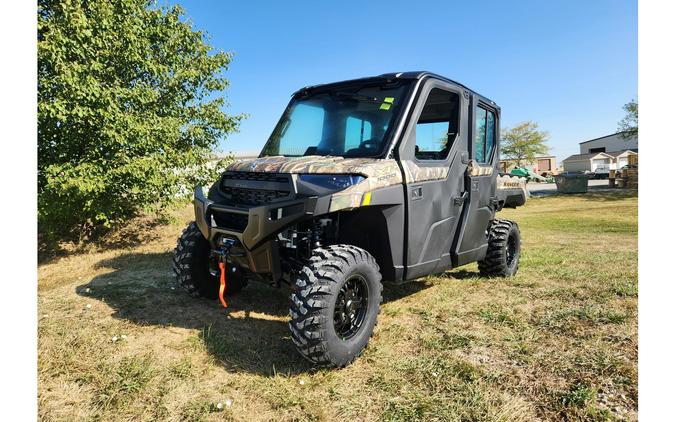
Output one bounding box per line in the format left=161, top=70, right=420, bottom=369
left=478, top=219, right=521, bottom=277
left=173, top=222, right=246, bottom=299
left=289, top=245, right=383, bottom=367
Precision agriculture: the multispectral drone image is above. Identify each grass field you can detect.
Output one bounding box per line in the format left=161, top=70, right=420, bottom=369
left=38, top=190, right=638, bottom=421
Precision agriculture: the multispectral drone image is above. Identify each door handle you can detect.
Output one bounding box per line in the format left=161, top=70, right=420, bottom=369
left=453, top=192, right=468, bottom=206
left=411, top=186, right=423, bottom=200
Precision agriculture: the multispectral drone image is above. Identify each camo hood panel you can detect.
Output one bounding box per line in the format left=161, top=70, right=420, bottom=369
left=227, top=156, right=403, bottom=212
left=227, top=155, right=456, bottom=182
left=227, top=155, right=394, bottom=176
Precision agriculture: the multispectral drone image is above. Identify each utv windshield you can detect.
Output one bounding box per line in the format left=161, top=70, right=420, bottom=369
left=260, top=81, right=411, bottom=158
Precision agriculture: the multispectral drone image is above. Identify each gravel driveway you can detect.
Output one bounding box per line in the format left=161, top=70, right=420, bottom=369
left=528, top=179, right=610, bottom=195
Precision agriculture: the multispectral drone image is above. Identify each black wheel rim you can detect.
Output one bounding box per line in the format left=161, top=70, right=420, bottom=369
left=334, top=274, right=369, bottom=340
left=506, top=234, right=518, bottom=267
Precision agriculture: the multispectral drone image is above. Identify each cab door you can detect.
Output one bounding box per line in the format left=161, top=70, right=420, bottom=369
left=454, top=98, right=500, bottom=265
left=396, top=81, right=470, bottom=280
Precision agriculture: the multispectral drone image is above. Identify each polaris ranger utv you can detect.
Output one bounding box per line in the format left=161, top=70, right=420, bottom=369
left=173, top=71, right=526, bottom=367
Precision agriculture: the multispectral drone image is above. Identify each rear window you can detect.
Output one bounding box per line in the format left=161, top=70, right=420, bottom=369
left=474, top=105, right=495, bottom=163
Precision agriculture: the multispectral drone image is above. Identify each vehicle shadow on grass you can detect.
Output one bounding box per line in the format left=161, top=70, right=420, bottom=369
left=441, top=269, right=482, bottom=280
left=77, top=250, right=431, bottom=376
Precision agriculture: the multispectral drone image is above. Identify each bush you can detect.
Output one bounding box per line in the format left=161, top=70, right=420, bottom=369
left=38, top=0, right=242, bottom=242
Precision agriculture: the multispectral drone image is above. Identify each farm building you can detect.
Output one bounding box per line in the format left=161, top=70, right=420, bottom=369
left=561, top=152, right=614, bottom=174
left=561, top=150, right=638, bottom=174
left=578, top=131, right=638, bottom=154
left=561, top=132, right=638, bottom=174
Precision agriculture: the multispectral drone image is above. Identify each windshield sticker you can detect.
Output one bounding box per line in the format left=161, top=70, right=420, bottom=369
left=379, top=97, right=395, bottom=110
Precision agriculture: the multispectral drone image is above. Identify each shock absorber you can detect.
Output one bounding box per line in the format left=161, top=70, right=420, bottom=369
left=310, top=220, right=323, bottom=248
left=301, top=220, right=323, bottom=258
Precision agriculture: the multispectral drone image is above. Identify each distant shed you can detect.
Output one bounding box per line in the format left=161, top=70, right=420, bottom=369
left=562, top=152, right=614, bottom=174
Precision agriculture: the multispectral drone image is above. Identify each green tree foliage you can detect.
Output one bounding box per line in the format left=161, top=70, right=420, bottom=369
left=618, top=100, right=638, bottom=139
left=38, top=0, right=242, bottom=241
left=500, top=121, right=549, bottom=167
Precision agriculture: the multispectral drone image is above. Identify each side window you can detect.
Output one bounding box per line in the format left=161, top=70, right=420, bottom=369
left=345, top=116, right=372, bottom=151
left=473, top=105, right=495, bottom=163
left=415, top=88, right=459, bottom=160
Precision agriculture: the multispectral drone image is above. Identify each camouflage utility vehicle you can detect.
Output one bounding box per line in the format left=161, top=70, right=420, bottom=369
left=174, top=71, right=526, bottom=367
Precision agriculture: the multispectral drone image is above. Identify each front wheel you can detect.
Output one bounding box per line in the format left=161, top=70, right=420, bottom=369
left=478, top=219, right=521, bottom=277
left=289, top=245, right=383, bottom=367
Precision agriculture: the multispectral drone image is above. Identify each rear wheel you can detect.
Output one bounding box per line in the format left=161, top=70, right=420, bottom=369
left=289, top=245, right=383, bottom=367
left=478, top=219, right=521, bottom=277
left=173, top=222, right=247, bottom=298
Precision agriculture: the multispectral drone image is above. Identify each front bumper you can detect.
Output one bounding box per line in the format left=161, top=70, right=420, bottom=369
left=193, top=186, right=330, bottom=277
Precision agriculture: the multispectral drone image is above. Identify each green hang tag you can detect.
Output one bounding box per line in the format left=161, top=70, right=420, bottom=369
left=379, top=103, right=391, bottom=110
left=383, top=97, right=395, bottom=103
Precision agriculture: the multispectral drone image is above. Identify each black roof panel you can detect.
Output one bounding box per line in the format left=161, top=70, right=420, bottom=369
left=294, top=71, right=497, bottom=106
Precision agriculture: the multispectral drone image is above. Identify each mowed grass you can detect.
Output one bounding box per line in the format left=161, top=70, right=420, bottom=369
left=38, top=190, right=637, bottom=421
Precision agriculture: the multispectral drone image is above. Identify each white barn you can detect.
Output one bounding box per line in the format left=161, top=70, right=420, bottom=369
left=579, top=132, right=638, bottom=154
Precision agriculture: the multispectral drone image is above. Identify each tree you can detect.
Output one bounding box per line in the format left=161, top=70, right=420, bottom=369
left=618, top=100, right=638, bottom=139
left=500, top=121, right=550, bottom=167
left=38, top=0, right=243, bottom=241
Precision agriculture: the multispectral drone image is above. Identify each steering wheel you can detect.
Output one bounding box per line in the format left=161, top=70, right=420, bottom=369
left=360, top=139, right=379, bottom=150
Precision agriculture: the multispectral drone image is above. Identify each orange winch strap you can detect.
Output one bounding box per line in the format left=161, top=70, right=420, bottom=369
left=218, top=261, right=228, bottom=308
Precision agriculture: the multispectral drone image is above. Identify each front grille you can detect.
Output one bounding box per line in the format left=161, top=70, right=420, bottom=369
left=221, top=187, right=290, bottom=206
left=225, top=172, right=289, bottom=183
left=219, top=171, right=292, bottom=207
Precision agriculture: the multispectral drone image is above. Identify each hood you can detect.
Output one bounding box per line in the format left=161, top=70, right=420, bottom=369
left=227, top=156, right=403, bottom=212
left=226, top=155, right=401, bottom=179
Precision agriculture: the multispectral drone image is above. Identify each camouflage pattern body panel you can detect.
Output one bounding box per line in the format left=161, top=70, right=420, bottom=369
left=496, top=173, right=527, bottom=191
left=226, top=156, right=524, bottom=212
left=226, top=156, right=403, bottom=212
left=466, top=160, right=495, bottom=177
left=401, top=160, right=449, bottom=183
left=325, top=159, right=402, bottom=212
left=227, top=156, right=450, bottom=183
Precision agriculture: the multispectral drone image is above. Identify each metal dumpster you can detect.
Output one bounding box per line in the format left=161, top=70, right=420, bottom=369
left=555, top=173, right=589, bottom=193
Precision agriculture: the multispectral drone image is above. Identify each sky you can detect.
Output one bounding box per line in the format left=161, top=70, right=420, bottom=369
left=171, top=0, right=637, bottom=161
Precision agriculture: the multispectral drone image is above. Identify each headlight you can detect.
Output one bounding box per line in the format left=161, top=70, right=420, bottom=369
left=297, top=174, right=365, bottom=194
